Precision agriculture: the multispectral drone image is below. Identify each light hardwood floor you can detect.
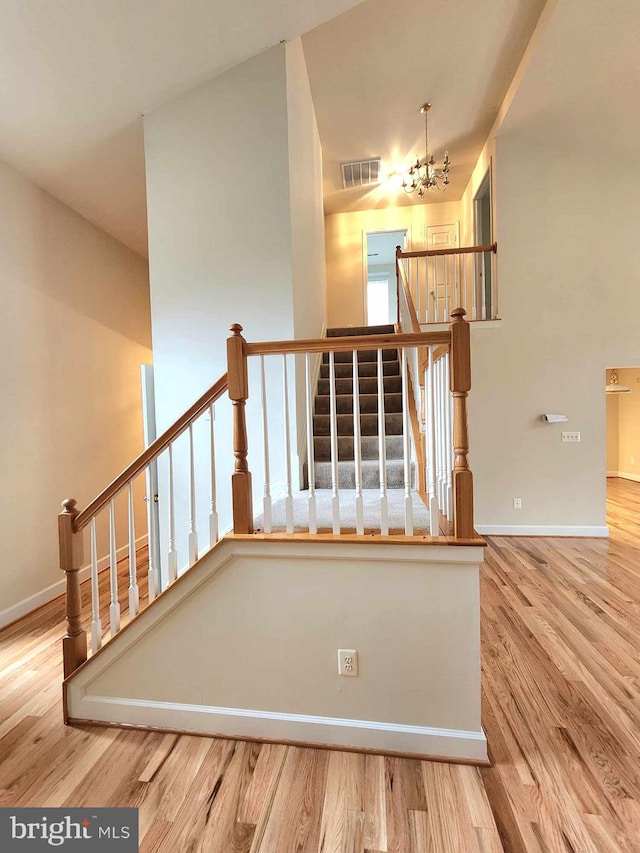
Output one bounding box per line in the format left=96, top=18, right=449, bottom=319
left=1, top=479, right=639, bottom=851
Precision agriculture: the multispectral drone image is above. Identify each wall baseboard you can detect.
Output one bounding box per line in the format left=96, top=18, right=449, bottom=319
left=70, top=694, right=488, bottom=762
left=0, top=535, right=148, bottom=630
left=475, top=525, right=609, bottom=538
left=609, top=471, right=640, bottom=483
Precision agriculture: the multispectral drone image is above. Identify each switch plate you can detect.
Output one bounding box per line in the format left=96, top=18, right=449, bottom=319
left=338, top=649, right=359, bottom=677
left=562, top=431, right=581, bottom=443
left=513, top=498, right=522, bottom=510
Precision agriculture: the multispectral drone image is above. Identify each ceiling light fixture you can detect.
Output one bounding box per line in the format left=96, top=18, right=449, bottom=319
left=402, top=103, right=450, bottom=196
left=605, top=369, right=631, bottom=394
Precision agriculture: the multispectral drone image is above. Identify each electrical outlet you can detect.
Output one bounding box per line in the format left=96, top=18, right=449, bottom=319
left=630, top=458, right=636, bottom=466
left=562, top=431, right=581, bottom=443
left=338, top=649, right=359, bottom=677
left=513, top=498, right=522, bottom=510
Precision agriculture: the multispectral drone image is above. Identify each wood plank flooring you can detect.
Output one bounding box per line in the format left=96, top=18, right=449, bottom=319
left=1, top=478, right=640, bottom=851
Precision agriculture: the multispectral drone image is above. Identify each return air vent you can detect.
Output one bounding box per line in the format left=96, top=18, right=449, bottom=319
left=341, top=158, right=381, bottom=189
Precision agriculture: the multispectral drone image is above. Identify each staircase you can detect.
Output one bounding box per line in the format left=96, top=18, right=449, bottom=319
left=310, top=324, right=407, bottom=490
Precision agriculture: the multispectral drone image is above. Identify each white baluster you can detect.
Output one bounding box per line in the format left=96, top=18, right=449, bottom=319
left=436, top=358, right=445, bottom=512
left=188, top=424, right=198, bottom=565
left=167, top=443, right=178, bottom=584
left=108, top=498, right=120, bottom=635
left=444, top=352, right=453, bottom=519
left=260, top=356, right=272, bottom=534
left=428, top=256, right=434, bottom=323
left=491, top=248, right=498, bottom=320
left=144, top=466, right=159, bottom=601
left=425, top=348, right=439, bottom=536
left=89, top=517, right=102, bottom=653
left=377, top=348, right=389, bottom=535
left=127, top=482, right=139, bottom=617
left=472, top=253, right=478, bottom=322
left=305, top=353, right=317, bottom=534
left=416, top=257, right=421, bottom=324
left=282, top=354, right=294, bottom=533
left=352, top=350, right=364, bottom=535
left=441, top=357, right=448, bottom=514
left=444, top=256, right=449, bottom=322
left=329, top=351, right=341, bottom=534
left=440, top=357, right=449, bottom=516
left=209, top=404, right=219, bottom=544
left=401, top=348, right=414, bottom=535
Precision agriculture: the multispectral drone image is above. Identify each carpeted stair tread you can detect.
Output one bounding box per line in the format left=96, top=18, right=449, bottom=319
left=313, top=435, right=404, bottom=462
left=320, top=359, right=400, bottom=379
left=322, top=348, right=398, bottom=365
left=326, top=324, right=395, bottom=337
left=314, top=392, right=403, bottom=416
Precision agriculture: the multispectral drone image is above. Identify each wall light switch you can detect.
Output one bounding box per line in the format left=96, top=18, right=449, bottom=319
left=562, top=431, right=581, bottom=443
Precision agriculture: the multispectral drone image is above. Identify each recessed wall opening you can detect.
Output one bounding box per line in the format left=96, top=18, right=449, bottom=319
left=365, top=229, right=407, bottom=326
left=606, top=367, right=640, bottom=483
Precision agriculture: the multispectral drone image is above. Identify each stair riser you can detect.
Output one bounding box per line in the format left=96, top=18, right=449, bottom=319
left=313, top=435, right=404, bottom=462
left=311, top=460, right=409, bottom=490
left=317, top=376, right=402, bottom=396
left=315, top=393, right=403, bottom=416
left=320, top=360, right=400, bottom=379
left=313, top=412, right=404, bottom=437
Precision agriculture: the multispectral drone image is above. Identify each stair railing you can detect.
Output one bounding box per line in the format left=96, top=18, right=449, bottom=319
left=396, top=251, right=475, bottom=539
left=227, top=320, right=473, bottom=540
left=58, top=372, right=229, bottom=678
left=396, top=242, right=498, bottom=324
left=60, top=316, right=477, bottom=679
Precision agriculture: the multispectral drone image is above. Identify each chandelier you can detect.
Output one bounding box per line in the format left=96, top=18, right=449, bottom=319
left=402, top=103, right=450, bottom=196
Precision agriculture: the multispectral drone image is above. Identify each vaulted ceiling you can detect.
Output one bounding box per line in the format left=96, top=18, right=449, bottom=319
left=0, top=0, right=546, bottom=258
left=302, top=0, right=546, bottom=215
left=0, top=0, right=364, bottom=256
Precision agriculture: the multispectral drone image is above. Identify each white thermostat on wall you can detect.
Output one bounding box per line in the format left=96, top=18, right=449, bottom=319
left=541, top=413, right=568, bottom=423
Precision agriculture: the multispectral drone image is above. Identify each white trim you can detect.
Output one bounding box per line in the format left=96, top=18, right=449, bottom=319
left=69, top=694, right=487, bottom=762
left=610, top=471, right=640, bottom=483
left=0, top=535, right=148, bottom=629
left=475, top=524, right=609, bottom=538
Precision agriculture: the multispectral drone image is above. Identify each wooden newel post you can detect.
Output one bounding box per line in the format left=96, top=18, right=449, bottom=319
left=59, top=498, right=87, bottom=677
left=227, top=324, right=253, bottom=534
left=449, top=308, right=474, bottom=539
left=395, top=245, right=402, bottom=325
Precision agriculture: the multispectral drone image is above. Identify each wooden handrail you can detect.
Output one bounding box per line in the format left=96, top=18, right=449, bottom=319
left=244, top=330, right=450, bottom=357
left=74, top=372, right=229, bottom=532
left=397, top=242, right=497, bottom=260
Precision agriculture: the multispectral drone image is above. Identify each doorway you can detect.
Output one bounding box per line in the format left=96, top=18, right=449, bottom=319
left=365, top=229, right=407, bottom=326
left=474, top=167, right=493, bottom=319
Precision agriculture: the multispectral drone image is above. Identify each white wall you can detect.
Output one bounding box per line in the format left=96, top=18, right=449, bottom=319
left=144, top=42, right=326, bottom=569
left=67, top=538, right=485, bottom=760
left=0, top=158, right=151, bottom=623
left=460, top=0, right=640, bottom=534
left=325, top=201, right=461, bottom=328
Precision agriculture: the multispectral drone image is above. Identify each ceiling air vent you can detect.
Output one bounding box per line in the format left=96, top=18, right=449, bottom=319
left=341, top=158, right=381, bottom=189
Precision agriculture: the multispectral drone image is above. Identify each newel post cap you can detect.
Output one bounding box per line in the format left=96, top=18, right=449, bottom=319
left=229, top=323, right=244, bottom=336
left=451, top=307, right=467, bottom=321
left=61, top=498, right=78, bottom=514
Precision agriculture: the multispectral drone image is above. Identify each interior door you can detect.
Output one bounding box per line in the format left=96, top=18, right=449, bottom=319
left=425, top=223, right=459, bottom=322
